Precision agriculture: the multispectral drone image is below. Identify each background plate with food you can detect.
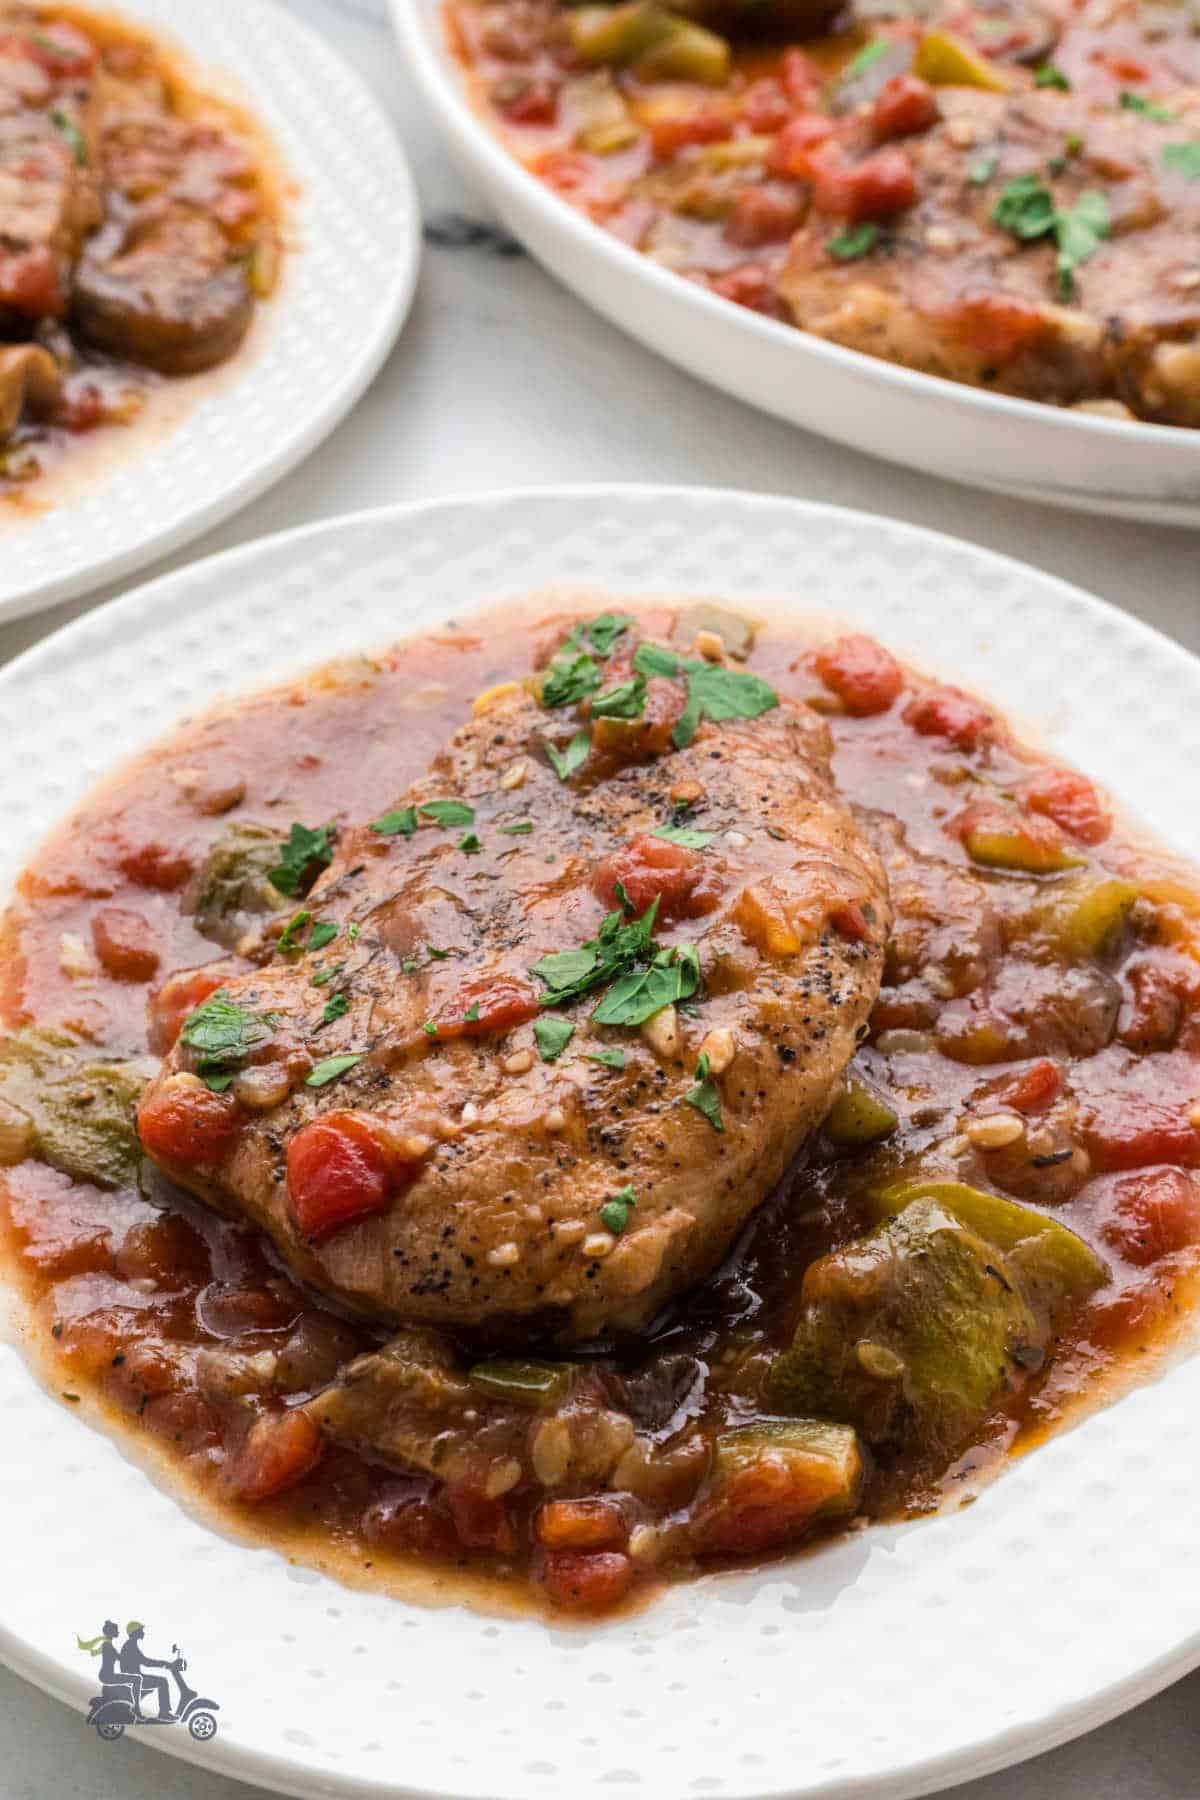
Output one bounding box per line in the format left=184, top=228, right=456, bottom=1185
left=392, top=0, right=1200, bottom=522
left=0, top=0, right=419, bottom=621
left=1, top=486, right=1199, bottom=1798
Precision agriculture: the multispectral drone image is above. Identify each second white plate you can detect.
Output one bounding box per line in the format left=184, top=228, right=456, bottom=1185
left=392, top=0, right=1200, bottom=525
left=2, top=486, right=1200, bottom=1800
left=0, top=0, right=420, bottom=623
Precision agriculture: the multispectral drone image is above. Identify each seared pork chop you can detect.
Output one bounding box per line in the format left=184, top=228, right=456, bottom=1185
left=139, top=617, right=890, bottom=1343
left=778, top=85, right=1200, bottom=425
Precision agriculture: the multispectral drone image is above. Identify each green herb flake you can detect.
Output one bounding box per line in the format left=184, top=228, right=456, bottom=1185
left=613, top=877, right=636, bottom=916
left=309, top=921, right=338, bottom=952
left=968, top=150, right=999, bottom=185
left=600, top=1184, right=637, bottom=1236
left=1054, top=189, right=1109, bottom=295
left=277, top=909, right=313, bottom=955
left=180, top=990, right=277, bottom=1089
left=843, top=38, right=887, bottom=81
left=311, top=962, right=344, bottom=988
left=533, top=1016, right=574, bottom=1062
left=50, top=108, right=87, bottom=165
left=458, top=831, right=482, bottom=854
left=419, top=800, right=475, bottom=828
left=672, top=662, right=779, bottom=749
left=652, top=823, right=716, bottom=849
left=427, top=946, right=451, bottom=961
left=268, top=821, right=336, bottom=898
left=632, top=642, right=682, bottom=681
left=402, top=959, right=418, bottom=973
left=305, top=1052, right=365, bottom=1088
left=499, top=820, right=534, bottom=835
left=322, top=992, right=349, bottom=1026
left=1163, top=141, right=1200, bottom=180
left=563, top=613, right=635, bottom=659
left=542, top=652, right=602, bottom=710
left=585, top=1046, right=626, bottom=1071
left=591, top=674, right=647, bottom=721
left=422, top=1021, right=438, bottom=1038
left=464, top=1002, right=481, bottom=1023
left=591, top=941, right=700, bottom=1028
left=544, top=730, right=591, bottom=782
left=370, top=806, right=417, bottom=837
left=684, top=1051, right=724, bottom=1133
left=992, top=174, right=1057, bottom=240
left=1034, top=63, right=1069, bottom=89
left=827, top=222, right=879, bottom=262
left=1120, top=91, right=1175, bottom=123
left=347, top=924, right=360, bottom=942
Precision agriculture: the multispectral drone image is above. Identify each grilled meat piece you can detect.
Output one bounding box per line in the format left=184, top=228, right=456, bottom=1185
left=139, top=623, right=890, bottom=1344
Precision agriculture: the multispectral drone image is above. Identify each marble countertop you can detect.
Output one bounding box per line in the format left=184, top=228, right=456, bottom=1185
left=2, top=0, right=1198, bottom=1794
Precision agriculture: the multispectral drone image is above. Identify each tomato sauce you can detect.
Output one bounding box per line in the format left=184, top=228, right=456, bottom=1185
left=2, top=603, right=1199, bottom=1617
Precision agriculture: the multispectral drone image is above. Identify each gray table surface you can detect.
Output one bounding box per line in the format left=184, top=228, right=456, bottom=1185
left=2, top=0, right=1198, bottom=1794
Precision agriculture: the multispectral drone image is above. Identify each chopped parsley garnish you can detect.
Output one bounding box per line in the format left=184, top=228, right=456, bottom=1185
left=181, top=991, right=277, bottom=1091
left=50, top=109, right=87, bottom=165
left=991, top=178, right=1109, bottom=295
left=420, top=800, right=475, bottom=827
left=592, top=943, right=699, bottom=1028
left=322, top=992, right=349, bottom=1025
left=310, top=922, right=338, bottom=952
left=586, top=1046, right=626, bottom=1071
left=402, top=959, right=418, bottom=973
left=1163, top=141, right=1200, bottom=180
left=305, top=1052, right=364, bottom=1088
left=591, top=674, right=647, bottom=721
left=532, top=898, right=662, bottom=1006
left=277, top=909, right=313, bottom=955
left=464, top=1001, right=481, bottom=1023
left=827, top=222, right=879, bottom=261
left=561, top=612, right=634, bottom=659
left=268, top=822, right=336, bottom=898
left=613, top=877, right=636, bottom=916
left=652, top=823, right=715, bottom=849
left=311, top=962, right=344, bottom=988
left=499, top=820, right=534, bottom=834
left=600, top=1184, right=637, bottom=1236
left=843, top=38, right=887, bottom=80
left=428, top=946, right=451, bottom=960
left=684, top=1051, right=724, bottom=1133
left=631, top=644, right=778, bottom=749
left=533, top=1016, right=574, bottom=1062
left=422, top=1021, right=438, bottom=1037
left=542, top=652, right=602, bottom=709
left=1033, top=63, right=1069, bottom=89
left=968, top=150, right=999, bottom=185
left=370, top=807, right=417, bottom=837
left=1120, top=91, right=1175, bottom=123
left=543, top=730, right=590, bottom=781
left=347, top=924, right=360, bottom=942
left=458, top=832, right=482, bottom=854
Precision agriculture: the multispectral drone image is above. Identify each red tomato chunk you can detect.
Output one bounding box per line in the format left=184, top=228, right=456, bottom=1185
left=229, top=1409, right=323, bottom=1503
left=903, top=684, right=995, bottom=750
left=536, top=1497, right=627, bottom=1551
left=872, top=74, right=938, bottom=141
left=137, top=1080, right=241, bottom=1168
left=286, top=1112, right=395, bottom=1239
left=593, top=833, right=722, bottom=921
left=1093, top=1167, right=1200, bottom=1268
left=434, top=976, right=540, bottom=1039
left=1023, top=767, right=1111, bottom=845
left=91, top=906, right=160, bottom=982
left=538, top=1549, right=634, bottom=1610
left=725, top=186, right=805, bottom=249
left=813, top=634, right=904, bottom=716
left=812, top=148, right=916, bottom=223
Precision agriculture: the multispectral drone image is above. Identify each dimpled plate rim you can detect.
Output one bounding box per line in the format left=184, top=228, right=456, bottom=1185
left=1, top=486, right=1199, bottom=1800
left=0, top=0, right=419, bottom=622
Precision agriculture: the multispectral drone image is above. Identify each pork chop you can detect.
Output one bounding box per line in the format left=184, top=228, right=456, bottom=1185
left=138, top=615, right=890, bottom=1344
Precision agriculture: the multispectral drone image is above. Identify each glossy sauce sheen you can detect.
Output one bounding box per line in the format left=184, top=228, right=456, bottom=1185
left=2, top=605, right=1199, bottom=1617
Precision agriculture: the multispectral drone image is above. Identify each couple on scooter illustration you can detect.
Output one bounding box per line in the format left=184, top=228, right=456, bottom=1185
left=77, top=1619, right=220, bottom=1743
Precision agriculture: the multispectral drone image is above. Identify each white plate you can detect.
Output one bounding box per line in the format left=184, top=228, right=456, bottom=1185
left=0, top=0, right=419, bottom=623
left=391, top=0, right=1200, bottom=525
left=3, top=486, right=1200, bottom=1800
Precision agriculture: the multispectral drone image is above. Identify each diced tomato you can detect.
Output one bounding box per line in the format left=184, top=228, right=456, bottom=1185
left=362, top=1489, right=459, bottom=1558
left=0, top=246, right=63, bottom=317
left=444, top=1485, right=517, bottom=1554
left=1000, top=1058, right=1063, bottom=1114
left=871, top=73, right=938, bottom=141
left=138, top=1079, right=242, bottom=1169
left=766, top=113, right=836, bottom=180
left=433, top=975, right=540, bottom=1040
left=538, top=1548, right=635, bottom=1611
left=1085, top=1273, right=1175, bottom=1351
left=813, top=634, right=904, bottom=716
left=710, top=263, right=783, bottom=317
left=142, top=1391, right=221, bottom=1454
left=198, top=1280, right=303, bottom=1338
left=1117, top=955, right=1198, bottom=1054
left=811, top=147, right=916, bottom=223
left=593, top=832, right=723, bottom=921
left=951, top=799, right=1079, bottom=873
left=91, top=906, right=160, bottom=982
left=57, top=378, right=105, bottom=433
left=831, top=900, right=872, bottom=942
left=491, top=75, right=557, bottom=125
left=285, top=1112, right=396, bottom=1239
left=1094, top=50, right=1150, bottom=84
left=694, top=1451, right=837, bottom=1557
left=740, top=78, right=791, bottom=134
left=649, top=109, right=730, bottom=159
left=115, top=1215, right=211, bottom=1289
left=1075, top=1051, right=1200, bottom=1171
left=228, top=1408, right=323, bottom=1503
left=1023, top=768, right=1111, bottom=846
left=725, top=185, right=805, bottom=248
left=117, top=840, right=193, bottom=892
left=903, top=684, right=995, bottom=750
left=147, top=965, right=226, bottom=1054
left=535, top=1497, right=628, bottom=1551
left=945, top=293, right=1047, bottom=364
left=781, top=48, right=824, bottom=104
left=1093, top=1167, right=1200, bottom=1268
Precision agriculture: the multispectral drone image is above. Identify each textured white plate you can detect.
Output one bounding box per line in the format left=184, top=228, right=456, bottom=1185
left=0, top=0, right=419, bottom=623
left=3, top=487, right=1200, bottom=1800
left=392, top=0, right=1200, bottom=525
